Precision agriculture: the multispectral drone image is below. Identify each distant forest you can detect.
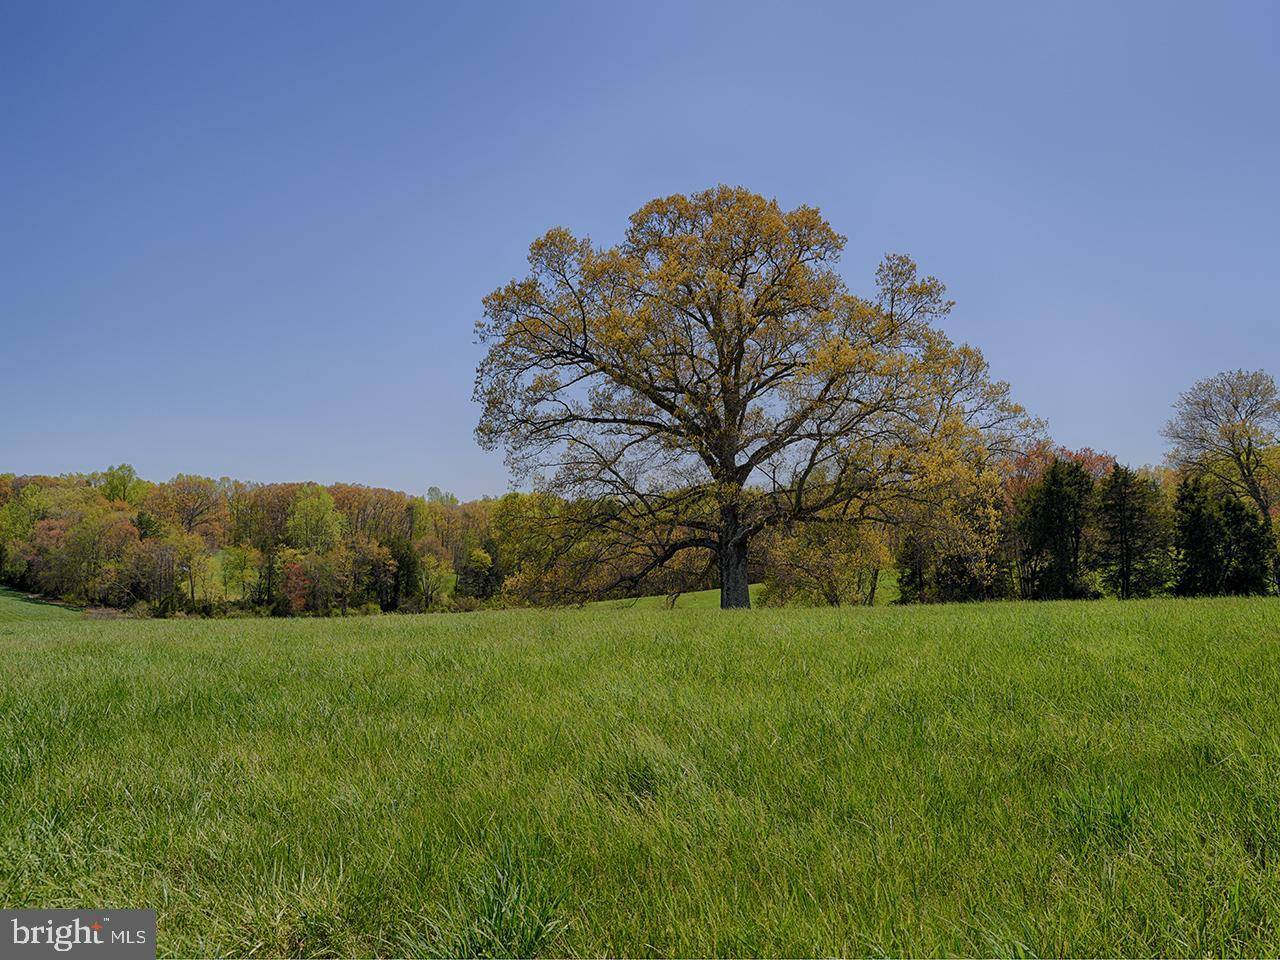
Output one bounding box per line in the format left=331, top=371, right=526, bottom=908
left=2, top=371, right=1277, bottom=617
left=0, top=472, right=508, bottom=617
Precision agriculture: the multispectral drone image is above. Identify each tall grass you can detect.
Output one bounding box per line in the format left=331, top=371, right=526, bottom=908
left=2, top=598, right=1279, bottom=956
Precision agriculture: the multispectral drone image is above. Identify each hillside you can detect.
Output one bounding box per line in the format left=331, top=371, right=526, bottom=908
left=0, top=586, right=81, bottom=623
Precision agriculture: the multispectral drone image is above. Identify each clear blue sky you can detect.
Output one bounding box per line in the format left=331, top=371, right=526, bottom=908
left=3, top=1, right=1277, bottom=499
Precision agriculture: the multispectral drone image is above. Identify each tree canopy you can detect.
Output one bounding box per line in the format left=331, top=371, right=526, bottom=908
left=1163, top=370, right=1279, bottom=526
left=1163, top=369, right=1280, bottom=586
left=474, top=186, right=1030, bottom=607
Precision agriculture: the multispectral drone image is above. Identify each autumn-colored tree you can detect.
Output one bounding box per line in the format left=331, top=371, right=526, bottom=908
left=147, top=474, right=226, bottom=542
left=0, top=469, right=505, bottom=616
left=475, top=186, right=1028, bottom=607
left=280, top=553, right=311, bottom=615
left=350, top=533, right=396, bottom=609
left=329, top=484, right=416, bottom=544
left=446, top=499, right=496, bottom=570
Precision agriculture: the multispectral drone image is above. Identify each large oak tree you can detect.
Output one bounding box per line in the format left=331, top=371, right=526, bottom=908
left=474, top=186, right=1028, bottom=607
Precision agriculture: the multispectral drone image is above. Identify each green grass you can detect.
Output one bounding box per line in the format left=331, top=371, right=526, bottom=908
left=0, top=586, right=82, bottom=622
left=589, top=583, right=765, bottom=609
left=593, top=569, right=899, bottom=609
left=3, top=598, right=1280, bottom=956
left=874, top=565, right=900, bottom=604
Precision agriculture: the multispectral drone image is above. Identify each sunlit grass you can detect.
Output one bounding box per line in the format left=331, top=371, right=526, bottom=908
left=588, top=583, right=764, bottom=609
left=2, top=598, right=1280, bottom=956
left=0, top=586, right=81, bottom=622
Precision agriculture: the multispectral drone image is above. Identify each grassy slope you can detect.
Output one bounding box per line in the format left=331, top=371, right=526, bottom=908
left=592, top=568, right=900, bottom=609
left=0, top=586, right=82, bottom=623
left=3, top=599, right=1280, bottom=956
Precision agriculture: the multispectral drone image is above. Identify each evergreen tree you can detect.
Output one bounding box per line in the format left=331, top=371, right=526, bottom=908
left=895, top=535, right=931, bottom=604
left=1096, top=464, right=1171, bottom=598
left=1174, top=477, right=1223, bottom=596
left=387, top=537, right=424, bottom=611
left=1174, top=478, right=1273, bottom=596
left=1218, top=495, right=1274, bottom=595
left=1018, top=458, right=1096, bottom=599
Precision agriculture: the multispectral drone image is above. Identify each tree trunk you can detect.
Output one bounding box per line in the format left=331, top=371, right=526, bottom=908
left=718, top=508, right=751, bottom=609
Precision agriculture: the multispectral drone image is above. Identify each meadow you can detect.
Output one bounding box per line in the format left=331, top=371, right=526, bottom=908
left=0, top=586, right=82, bottom=622
left=588, top=571, right=899, bottom=610
left=3, top=597, right=1280, bottom=956
left=588, top=584, right=765, bottom=610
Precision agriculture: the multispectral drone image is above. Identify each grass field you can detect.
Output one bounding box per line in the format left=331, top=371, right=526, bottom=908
left=0, top=586, right=82, bottom=622
left=3, top=598, right=1280, bottom=956
left=591, top=569, right=899, bottom=609
left=589, top=583, right=765, bottom=609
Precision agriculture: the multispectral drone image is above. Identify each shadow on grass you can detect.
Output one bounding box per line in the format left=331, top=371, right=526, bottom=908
left=0, top=587, right=82, bottom=615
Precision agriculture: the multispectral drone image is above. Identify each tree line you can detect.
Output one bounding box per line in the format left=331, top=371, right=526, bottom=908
left=472, top=186, right=1278, bottom=607
left=4, top=188, right=1277, bottom=614
left=3, top=363, right=1274, bottom=617
left=488, top=370, right=1279, bottom=609
left=889, top=439, right=1274, bottom=606
left=0, top=473, right=513, bottom=616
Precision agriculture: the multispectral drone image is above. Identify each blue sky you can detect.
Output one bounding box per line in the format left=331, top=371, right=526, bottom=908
left=3, top=0, right=1277, bottom=499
